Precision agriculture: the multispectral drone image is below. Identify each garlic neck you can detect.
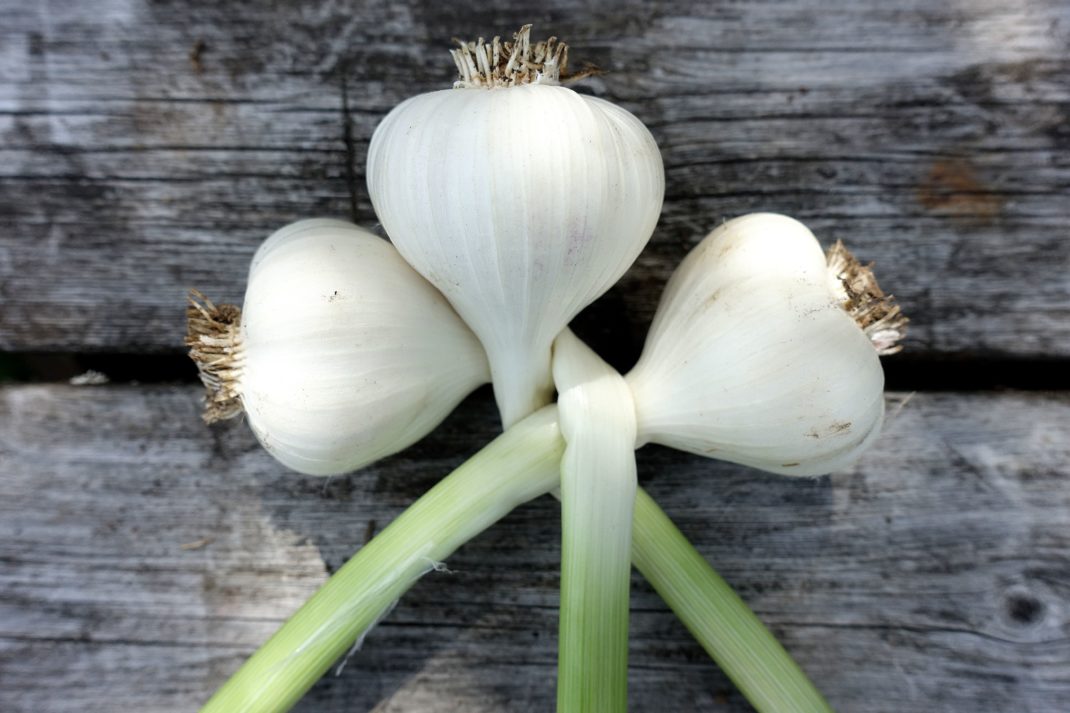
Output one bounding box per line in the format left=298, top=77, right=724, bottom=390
left=186, top=290, right=244, bottom=423
left=450, top=24, right=593, bottom=88
left=825, top=241, right=908, bottom=356
left=489, top=342, right=555, bottom=430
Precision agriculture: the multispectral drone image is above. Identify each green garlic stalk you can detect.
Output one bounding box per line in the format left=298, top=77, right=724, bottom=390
left=200, top=409, right=829, bottom=713
left=632, top=491, right=832, bottom=713
left=201, top=407, right=564, bottom=713
left=553, top=330, right=639, bottom=711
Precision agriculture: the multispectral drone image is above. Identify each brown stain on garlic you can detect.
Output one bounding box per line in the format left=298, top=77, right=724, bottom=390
left=829, top=421, right=852, bottom=434
left=917, top=158, right=1004, bottom=224
left=717, top=240, right=739, bottom=258
left=702, top=287, right=725, bottom=311
left=805, top=421, right=852, bottom=439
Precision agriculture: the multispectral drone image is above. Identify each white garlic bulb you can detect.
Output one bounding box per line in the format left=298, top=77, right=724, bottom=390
left=367, top=26, right=664, bottom=427
left=626, top=213, right=907, bottom=476
left=187, top=219, right=489, bottom=476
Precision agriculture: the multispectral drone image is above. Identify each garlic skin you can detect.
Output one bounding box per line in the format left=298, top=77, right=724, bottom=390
left=366, top=28, right=664, bottom=427
left=626, top=213, right=892, bottom=477
left=188, top=219, right=489, bottom=476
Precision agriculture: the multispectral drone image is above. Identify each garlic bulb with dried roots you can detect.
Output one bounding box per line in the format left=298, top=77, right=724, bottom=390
left=186, top=219, right=489, bottom=476
left=367, top=25, right=664, bottom=427
left=626, top=213, right=907, bottom=476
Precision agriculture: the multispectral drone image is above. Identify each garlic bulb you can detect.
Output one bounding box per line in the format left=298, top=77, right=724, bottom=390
left=186, top=219, right=489, bottom=476
left=367, top=26, right=664, bottom=427
left=626, top=213, right=907, bottom=476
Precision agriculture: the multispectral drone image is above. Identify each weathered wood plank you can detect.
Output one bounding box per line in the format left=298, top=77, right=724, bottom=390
left=1, top=0, right=1069, bottom=356
left=1, top=385, right=1068, bottom=712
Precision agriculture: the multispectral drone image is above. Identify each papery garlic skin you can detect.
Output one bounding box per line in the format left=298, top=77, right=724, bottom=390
left=367, top=49, right=664, bottom=427
left=626, top=213, right=886, bottom=477
left=232, top=219, right=489, bottom=476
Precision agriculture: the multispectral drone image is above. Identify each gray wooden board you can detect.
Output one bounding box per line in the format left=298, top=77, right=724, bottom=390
left=2, top=0, right=1070, bottom=356
left=1, top=384, right=1068, bottom=712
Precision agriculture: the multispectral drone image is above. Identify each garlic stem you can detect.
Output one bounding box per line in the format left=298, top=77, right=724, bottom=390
left=631, top=490, right=833, bottom=713
left=201, top=407, right=830, bottom=713
left=493, top=341, right=555, bottom=429
left=208, top=439, right=831, bottom=713
left=553, top=330, right=638, bottom=712
left=199, top=407, right=564, bottom=713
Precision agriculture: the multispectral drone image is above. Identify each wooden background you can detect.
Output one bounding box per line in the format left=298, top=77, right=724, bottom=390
left=1, top=1, right=1068, bottom=711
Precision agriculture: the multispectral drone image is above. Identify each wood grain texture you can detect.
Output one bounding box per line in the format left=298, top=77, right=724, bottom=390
left=1, top=385, right=1068, bottom=712
left=1, top=0, right=1069, bottom=356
